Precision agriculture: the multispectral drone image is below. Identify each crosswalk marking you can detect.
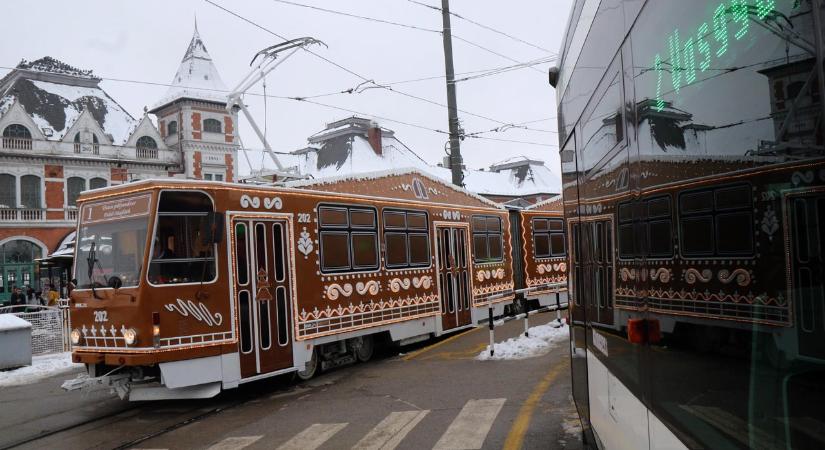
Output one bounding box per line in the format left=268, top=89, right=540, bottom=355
left=433, top=398, right=506, bottom=450
left=277, top=423, right=348, bottom=450
left=352, top=410, right=430, bottom=450
left=205, top=436, right=263, bottom=450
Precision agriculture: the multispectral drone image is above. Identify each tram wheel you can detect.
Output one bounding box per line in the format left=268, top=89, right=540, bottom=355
left=296, top=347, right=318, bottom=380
left=355, top=335, right=374, bottom=363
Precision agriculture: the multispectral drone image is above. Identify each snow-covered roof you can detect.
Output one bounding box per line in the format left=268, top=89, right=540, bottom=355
left=151, top=25, right=228, bottom=110
left=286, top=167, right=505, bottom=209
left=0, top=57, right=137, bottom=145
left=259, top=117, right=561, bottom=199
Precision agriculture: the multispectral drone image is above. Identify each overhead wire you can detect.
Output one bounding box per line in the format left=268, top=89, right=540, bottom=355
left=405, top=0, right=556, bottom=55
left=205, top=0, right=547, bottom=129
left=265, top=0, right=548, bottom=73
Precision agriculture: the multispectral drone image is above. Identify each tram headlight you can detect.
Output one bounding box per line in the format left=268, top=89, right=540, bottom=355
left=70, top=329, right=82, bottom=345
left=123, top=328, right=138, bottom=346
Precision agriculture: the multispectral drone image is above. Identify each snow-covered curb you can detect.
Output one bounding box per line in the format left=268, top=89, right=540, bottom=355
left=477, top=320, right=569, bottom=361
left=0, top=352, right=83, bottom=388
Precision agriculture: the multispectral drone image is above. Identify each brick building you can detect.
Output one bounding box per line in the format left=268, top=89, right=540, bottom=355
left=0, top=25, right=237, bottom=302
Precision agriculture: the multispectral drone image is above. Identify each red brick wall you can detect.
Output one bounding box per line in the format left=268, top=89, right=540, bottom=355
left=193, top=151, right=203, bottom=179
left=192, top=112, right=202, bottom=140
left=111, top=167, right=128, bottom=184
left=224, top=115, right=234, bottom=143
left=44, top=165, right=63, bottom=178
left=0, top=227, right=73, bottom=254
left=225, top=153, right=234, bottom=182
left=159, top=120, right=166, bottom=138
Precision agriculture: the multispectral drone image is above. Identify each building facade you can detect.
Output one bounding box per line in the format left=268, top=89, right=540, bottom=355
left=0, top=25, right=237, bottom=302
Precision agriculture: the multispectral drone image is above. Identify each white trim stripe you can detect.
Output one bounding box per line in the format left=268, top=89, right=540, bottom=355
left=352, top=410, right=429, bottom=450
left=277, top=423, right=347, bottom=450
left=433, top=398, right=506, bottom=450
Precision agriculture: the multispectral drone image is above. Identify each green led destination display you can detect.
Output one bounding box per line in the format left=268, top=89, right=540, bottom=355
left=653, top=0, right=790, bottom=111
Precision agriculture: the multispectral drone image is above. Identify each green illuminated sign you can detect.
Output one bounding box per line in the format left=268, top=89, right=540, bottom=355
left=653, top=0, right=777, bottom=111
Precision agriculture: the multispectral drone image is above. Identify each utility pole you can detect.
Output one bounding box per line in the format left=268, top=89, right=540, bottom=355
left=441, top=0, right=463, bottom=187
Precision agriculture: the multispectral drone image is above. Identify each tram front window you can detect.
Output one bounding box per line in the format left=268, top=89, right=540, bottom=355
left=75, top=195, right=152, bottom=290
left=148, top=191, right=216, bottom=285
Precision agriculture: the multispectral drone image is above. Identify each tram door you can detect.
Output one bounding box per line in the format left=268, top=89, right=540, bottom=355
left=436, top=225, right=471, bottom=330
left=233, top=219, right=294, bottom=378
left=579, top=219, right=614, bottom=326
left=788, top=194, right=825, bottom=360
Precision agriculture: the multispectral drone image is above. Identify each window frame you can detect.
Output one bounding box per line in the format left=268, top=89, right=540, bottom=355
left=318, top=203, right=380, bottom=274
left=3, top=124, right=32, bottom=139
left=678, top=183, right=754, bottom=259
left=167, top=121, right=178, bottom=136
left=203, top=118, right=222, bottom=134
left=617, top=195, right=674, bottom=260
left=532, top=217, right=567, bottom=258
left=147, top=189, right=219, bottom=287
left=471, top=214, right=505, bottom=263
left=382, top=208, right=431, bottom=270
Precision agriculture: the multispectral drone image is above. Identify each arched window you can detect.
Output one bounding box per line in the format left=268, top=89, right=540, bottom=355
left=203, top=118, right=222, bottom=133
left=1, top=240, right=43, bottom=264
left=3, top=124, right=31, bottom=139
left=67, top=177, right=86, bottom=207
left=0, top=174, right=15, bottom=208
left=168, top=121, right=178, bottom=135
left=136, top=136, right=157, bottom=149
left=89, top=178, right=107, bottom=190
left=20, top=175, right=41, bottom=209
left=2, top=124, right=32, bottom=150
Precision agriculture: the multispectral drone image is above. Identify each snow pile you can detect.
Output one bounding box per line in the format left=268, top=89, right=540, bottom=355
left=477, top=319, right=568, bottom=361
left=0, top=352, right=82, bottom=388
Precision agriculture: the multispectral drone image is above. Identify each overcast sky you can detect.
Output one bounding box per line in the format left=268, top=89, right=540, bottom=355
left=1, top=0, right=572, bottom=177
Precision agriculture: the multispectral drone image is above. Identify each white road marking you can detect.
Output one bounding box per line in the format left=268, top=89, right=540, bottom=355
left=352, top=410, right=430, bottom=450
left=205, top=436, right=263, bottom=450
left=433, top=398, right=506, bottom=450
left=277, top=423, right=348, bottom=450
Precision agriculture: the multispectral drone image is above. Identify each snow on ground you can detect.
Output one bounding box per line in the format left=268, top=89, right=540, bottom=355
left=477, top=319, right=569, bottom=361
left=0, top=352, right=82, bottom=388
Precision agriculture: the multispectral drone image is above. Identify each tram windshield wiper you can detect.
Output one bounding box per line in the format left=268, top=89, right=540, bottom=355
left=87, top=241, right=102, bottom=299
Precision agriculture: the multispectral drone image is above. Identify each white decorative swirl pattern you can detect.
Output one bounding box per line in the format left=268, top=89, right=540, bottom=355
left=164, top=299, right=223, bottom=327
left=240, top=194, right=283, bottom=210
left=685, top=268, right=713, bottom=284
left=412, top=276, right=433, bottom=289
left=791, top=170, right=815, bottom=186
left=718, top=268, right=751, bottom=287
left=389, top=278, right=412, bottom=293
left=493, top=268, right=505, bottom=279
left=355, top=280, right=381, bottom=295
left=325, top=283, right=354, bottom=300
left=620, top=268, right=636, bottom=282
left=650, top=268, right=671, bottom=283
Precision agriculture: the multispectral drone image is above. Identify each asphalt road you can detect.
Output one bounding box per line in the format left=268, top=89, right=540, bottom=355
left=0, top=310, right=582, bottom=450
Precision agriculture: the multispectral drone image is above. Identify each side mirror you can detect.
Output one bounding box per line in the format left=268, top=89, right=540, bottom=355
left=548, top=66, right=560, bottom=88
left=201, top=211, right=225, bottom=245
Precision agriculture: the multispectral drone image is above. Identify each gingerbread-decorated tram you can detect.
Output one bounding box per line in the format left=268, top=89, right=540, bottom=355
left=66, top=169, right=525, bottom=400
left=517, top=195, right=568, bottom=308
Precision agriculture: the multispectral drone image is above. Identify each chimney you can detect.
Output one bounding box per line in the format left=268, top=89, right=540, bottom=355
left=367, top=122, right=382, bottom=156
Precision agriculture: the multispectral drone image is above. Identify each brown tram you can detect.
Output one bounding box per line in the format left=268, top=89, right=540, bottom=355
left=517, top=195, right=568, bottom=308
left=66, top=168, right=548, bottom=400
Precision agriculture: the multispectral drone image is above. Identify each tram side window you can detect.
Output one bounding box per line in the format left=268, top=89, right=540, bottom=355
left=148, top=191, right=217, bottom=285
left=679, top=184, right=753, bottom=257
left=533, top=218, right=566, bottom=258
left=383, top=209, right=430, bottom=269
left=472, top=215, right=503, bottom=262
left=319, top=205, right=378, bottom=273
left=618, top=196, right=673, bottom=259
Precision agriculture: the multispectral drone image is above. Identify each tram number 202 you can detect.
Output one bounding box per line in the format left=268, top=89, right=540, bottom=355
left=94, top=310, right=108, bottom=323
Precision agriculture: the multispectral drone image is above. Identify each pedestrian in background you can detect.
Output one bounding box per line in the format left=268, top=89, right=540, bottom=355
left=47, top=284, right=59, bottom=307
left=9, top=287, right=25, bottom=306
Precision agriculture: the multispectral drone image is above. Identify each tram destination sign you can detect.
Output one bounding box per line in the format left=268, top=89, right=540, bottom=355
left=654, top=0, right=781, bottom=111
left=82, top=194, right=152, bottom=224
